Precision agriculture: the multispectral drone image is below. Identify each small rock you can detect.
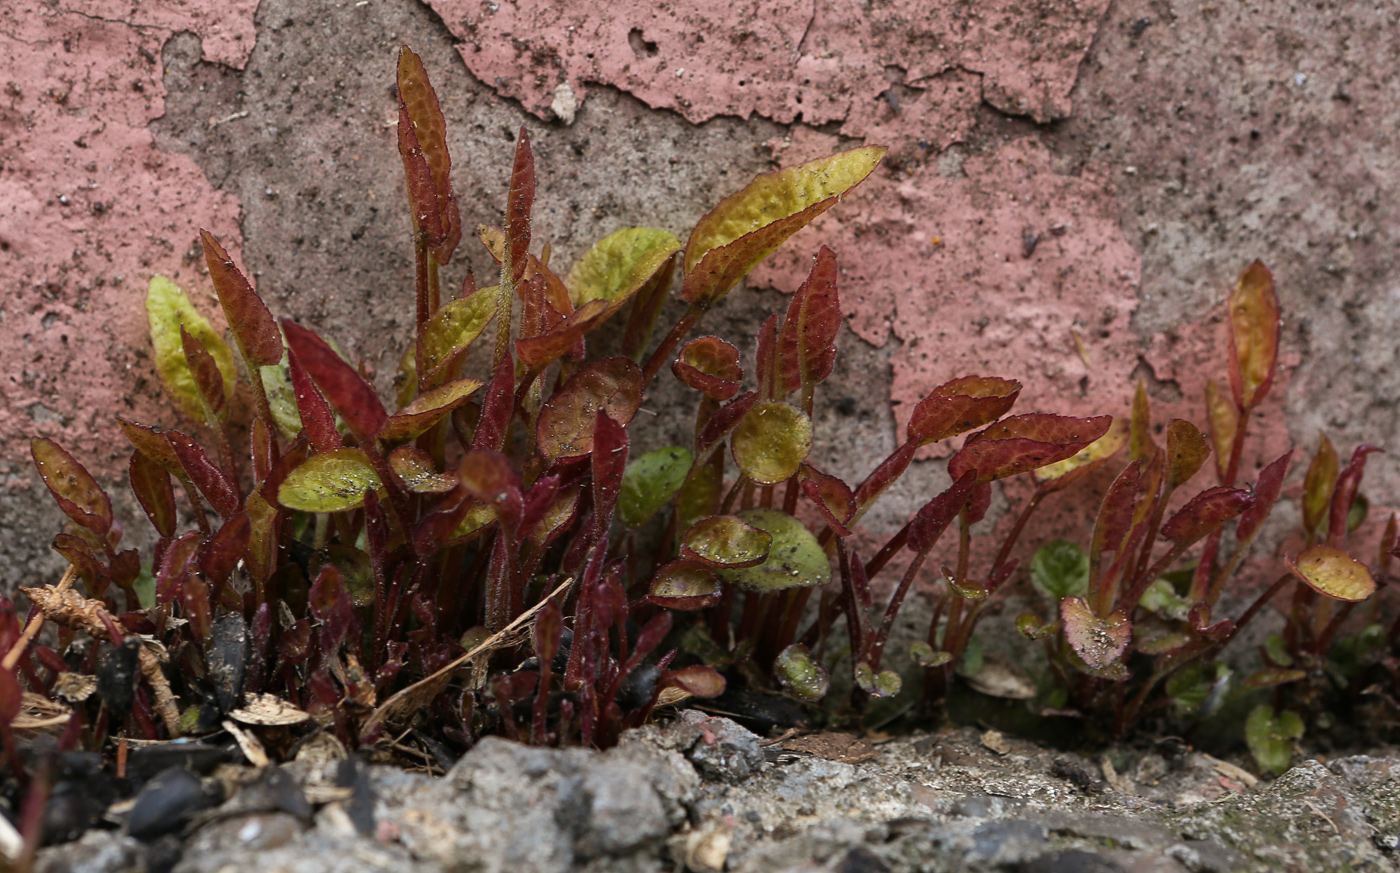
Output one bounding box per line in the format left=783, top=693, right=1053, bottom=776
left=1019, top=849, right=1126, bottom=873
left=680, top=711, right=765, bottom=783
left=34, top=829, right=144, bottom=873
left=127, top=768, right=222, bottom=841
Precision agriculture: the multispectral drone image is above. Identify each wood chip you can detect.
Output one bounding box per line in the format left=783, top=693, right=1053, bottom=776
left=229, top=693, right=311, bottom=726
left=223, top=719, right=270, bottom=768
left=1206, top=754, right=1260, bottom=788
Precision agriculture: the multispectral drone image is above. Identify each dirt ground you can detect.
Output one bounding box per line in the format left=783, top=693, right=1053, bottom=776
left=2, top=0, right=1397, bottom=626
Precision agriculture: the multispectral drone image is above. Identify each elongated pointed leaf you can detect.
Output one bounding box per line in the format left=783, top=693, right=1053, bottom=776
left=682, top=146, right=885, bottom=305
left=591, top=410, right=629, bottom=534
left=1164, top=419, right=1209, bottom=489
left=166, top=432, right=240, bottom=518
left=285, top=342, right=340, bottom=453
left=618, top=446, right=693, bottom=528
left=1236, top=450, right=1292, bottom=543
left=201, top=230, right=282, bottom=368
left=378, top=377, right=483, bottom=444
left=282, top=320, right=386, bottom=444
left=1329, top=445, right=1383, bottom=549
left=778, top=245, right=841, bottom=394
left=397, top=46, right=460, bottom=260
left=51, top=533, right=103, bottom=590
left=566, top=227, right=680, bottom=315
left=505, top=126, right=535, bottom=287
left=31, top=438, right=112, bottom=537
left=673, top=336, right=743, bottom=400
left=178, top=326, right=228, bottom=424
left=852, top=440, right=918, bottom=515
left=1204, top=379, right=1239, bottom=482
left=1228, top=260, right=1280, bottom=410
left=129, top=450, right=176, bottom=538
left=1061, top=596, right=1131, bottom=672
left=470, top=352, right=515, bottom=453
left=696, top=391, right=758, bottom=457
left=907, top=376, right=1021, bottom=446
left=397, top=103, right=443, bottom=246
left=277, top=448, right=382, bottom=513
left=908, top=472, right=977, bottom=554
left=1160, top=486, right=1253, bottom=546
left=1034, top=417, right=1126, bottom=488
left=731, top=401, right=812, bottom=485
left=118, top=418, right=182, bottom=473
left=682, top=515, right=772, bottom=568
left=1303, top=434, right=1339, bottom=537
left=1088, top=459, right=1141, bottom=562
left=1129, top=380, right=1155, bottom=460
left=715, top=509, right=830, bottom=592
left=950, top=414, right=1112, bottom=483
left=536, top=357, right=643, bottom=460
left=198, top=513, right=249, bottom=586
left=799, top=465, right=855, bottom=536
left=515, top=298, right=607, bottom=369
left=260, top=351, right=309, bottom=439
left=419, top=291, right=498, bottom=386
left=146, top=276, right=237, bottom=425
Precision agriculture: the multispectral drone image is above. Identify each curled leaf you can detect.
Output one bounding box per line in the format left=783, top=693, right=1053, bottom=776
left=778, top=245, right=841, bottom=394
left=950, top=414, right=1113, bottom=483
left=389, top=446, right=455, bottom=493
left=378, top=377, right=483, bottom=444
left=566, top=227, right=680, bottom=314
left=201, top=230, right=282, bottom=369
left=773, top=644, right=829, bottom=702
left=1160, top=486, right=1254, bottom=547
left=1034, top=417, right=1126, bottom=487
left=673, top=336, right=743, bottom=400
left=907, top=376, right=1021, bottom=446
left=1287, top=545, right=1375, bottom=602
left=715, top=509, right=830, bottom=592
left=682, top=516, right=772, bottom=568
left=146, top=276, right=237, bottom=425
left=799, top=465, right=855, bottom=536
left=1235, top=450, right=1292, bottom=543
left=730, top=402, right=812, bottom=485
left=646, top=560, right=721, bottom=610
left=1061, top=596, right=1131, bottom=672
left=277, top=448, right=383, bottom=513
left=536, top=357, right=643, bottom=460
left=910, top=641, right=954, bottom=667
left=1302, top=434, right=1339, bottom=538
left=682, top=146, right=885, bottom=305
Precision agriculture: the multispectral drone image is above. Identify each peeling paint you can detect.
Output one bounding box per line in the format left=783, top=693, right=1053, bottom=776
left=0, top=4, right=254, bottom=466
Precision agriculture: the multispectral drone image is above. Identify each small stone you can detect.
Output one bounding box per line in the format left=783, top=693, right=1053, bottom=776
left=126, top=768, right=222, bottom=841
left=680, top=712, right=765, bottom=783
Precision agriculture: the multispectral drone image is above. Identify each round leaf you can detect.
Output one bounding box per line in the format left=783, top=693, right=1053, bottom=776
left=566, top=227, right=680, bottom=311
left=730, top=402, right=812, bottom=485
left=277, top=448, right=382, bottom=512
left=536, top=357, right=642, bottom=460
left=618, top=446, right=694, bottom=528
left=716, top=509, right=830, bottom=592
left=1029, top=540, right=1088, bottom=601
left=1287, top=545, right=1375, bottom=602
left=646, top=560, right=721, bottom=610
left=773, top=644, right=829, bottom=702
left=682, top=516, right=771, bottom=568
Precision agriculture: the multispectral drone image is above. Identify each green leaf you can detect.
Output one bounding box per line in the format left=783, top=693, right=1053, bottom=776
left=910, top=641, right=953, bottom=667
left=277, top=448, right=383, bottom=513
left=1140, top=578, right=1191, bottom=621
left=730, top=401, right=812, bottom=485
left=773, top=644, right=829, bottom=702
left=618, top=446, right=693, bottom=528
left=146, top=276, right=237, bottom=425
left=1165, top=664, right=1210, bottom=716
left=1264, top=633, right=1293, bottom=668
left=566, top=227, right=681, bottom=312
left=682, top=515, right=772, bottom=568
left=418, top=291, right=499, bottom=386
left=1246, top=704, right=1303, bottom=775
left=854, top=662, right=902, bottom=699
left=1030, top=540, right=1088, bottom=601
left=715, top=509, right=830, bottom=592
left=1287, top=545, right=1376, bottom=602
left=646, top=560, right=721, bottom=611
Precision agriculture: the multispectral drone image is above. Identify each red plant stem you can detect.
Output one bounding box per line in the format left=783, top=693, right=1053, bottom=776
left=863, top=525, right=910, bottom=580
left=771, top=586, right=813, bottom=659
left=641, top=303, right=706, bottom=387
left=759, top=484, right=775, bottom=510
left=427, top=252, right=441, bottom=317
left=719, top=474, right=748, bottom=515
left=415, top=236, right=430, bottom=334
left=1223, top=574, right=1294, bottom=645
left=1191, top=405, right=1252, bottom=602
left=869, top=551, right=928, bottom=670
left=736, top=591, right=772, bottom=648
left=835, top=538, right=864, bottom=661
left=711, top=582, right=734, bottom=649
left=990, top=490, right=1045, bottom=575
left=1315, top=600, right=1358, bottom=656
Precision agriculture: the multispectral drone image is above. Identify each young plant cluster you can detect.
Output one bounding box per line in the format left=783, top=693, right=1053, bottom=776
left=2, top=48, right=1396, bottom=816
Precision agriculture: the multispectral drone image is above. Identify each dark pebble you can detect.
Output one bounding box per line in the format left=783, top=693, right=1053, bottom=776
left=127, top=768, right=222, bottom=841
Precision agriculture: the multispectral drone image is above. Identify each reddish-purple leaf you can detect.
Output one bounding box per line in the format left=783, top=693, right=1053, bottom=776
left=907, top=376, right=1022, bottom=446
left=285, top=341, right=341, bottom=454
left=180, top=326, right=228, bottom=423
left=647, top=560, right=721, bottom=610
left=515, top=298, right=608, bottom=369
left=1329, top=445, right=1383, bottom=549
left=778, top=245, right=841, bottom=395
left=949, top=414, right=1112, bottom=483
left=1228, top=260, right=1281, bottom=411
left=129, top=451, right=175, bottom=538
left=118, top=418, right=183, bottom=473
left=156, top=531, right=201, bottom=604
left=397, top=99, right=445, bottom=248
left=682, top=515, right=772, bottom=568
left=536, top=357, right=643, bottom=460
left=201, top=230, right=282, bottom=368
left=282, top=320, right=387, bottom=444
left=799, top=465, right=855, bottom=536
left=1236, top=450, right=1292, bottom=543
left=1161, top=486, right=1254, bottom=547
left=965, top=481, right=993, bottom=525
left=471, top=351, right=515, bottom=453
left=51, top=533, right=104, bottom=590
left=31, top=437, right=112, bottom=538
left=673, top=336, right=743, bottom=400
left=398, top=46, right=460, bottom=261
left=505, top=126, right=535, bottom=287
left=458, top=450, right=523, bottom=532
left=198, top=513, right=249, bottom=586
left=908, top=472, right=977, bottom=553
left=1091, top=460, right=1143, bottom=560
left=1061, top=596, right=1132, bottom=672
left=852, top=441, right=919, bottom=516
left=591, top=411, right=629, bottom=533
left=166, top=431, right=241, bottom=518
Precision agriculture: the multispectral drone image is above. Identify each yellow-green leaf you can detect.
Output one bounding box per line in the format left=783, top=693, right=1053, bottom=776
left=565, top=227, right=680, bottom=313
left=378, top=377, right=483, bottom=444
left=1287, top=545, right=1375, bottom=602
left=419, top=291, right=498, bottom=386
left=1204, top=379, right=1238, bottom=482
left=716, top=508, right=830, bottom=592
left=730, top=401, right=812, bottom=485
left=1229, top=260, right=1280, bottom=410
left=277, top=448, right=382, bottom=513
left=146, top=276, right=237, bottom=425
left=1035, top=417, right=1126, bottom=483
left=681, top=146, right=885, bottom=305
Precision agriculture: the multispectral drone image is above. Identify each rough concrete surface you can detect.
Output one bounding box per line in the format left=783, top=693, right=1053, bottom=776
left=2, top=0, right=1397, bottom=634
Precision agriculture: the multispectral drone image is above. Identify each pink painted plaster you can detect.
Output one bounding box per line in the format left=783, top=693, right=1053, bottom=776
left=0, top=3, right=253, bottom=476
left=430, top=0, right=1109, bottom=142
